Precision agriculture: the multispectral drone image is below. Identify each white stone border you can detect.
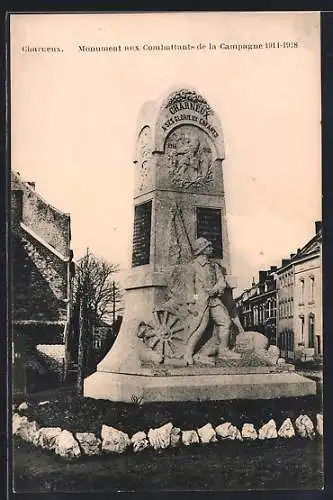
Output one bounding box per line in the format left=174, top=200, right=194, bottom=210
left=13, top=406, right=323, bottom=460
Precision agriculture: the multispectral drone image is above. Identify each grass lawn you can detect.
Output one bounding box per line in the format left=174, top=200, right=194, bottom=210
left=12, top=386, right=324, bottom=492
left=15, top=387, right=322, bottom=437
left=13, top=436, right=323, bottom=492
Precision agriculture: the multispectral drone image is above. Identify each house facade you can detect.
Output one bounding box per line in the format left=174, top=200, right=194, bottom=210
left=236, top=267, right=277, bottom=344
left=276, top=222, right=322, bottom=360
left=236, top=221, right=322, bottom=362
left=11, top=171, right=74, bottom=393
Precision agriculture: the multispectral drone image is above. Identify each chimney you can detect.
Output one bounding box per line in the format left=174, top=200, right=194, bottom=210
left=282, top=258, right=290, bottom=267
left=315, top=221, right=322, bottom=234
left=270, top=266, right=277, bottom=273
left=297, top=248, right=301, bottom=254
left=259, top=270, right=267, bottom=283
left=290, top=253, right=296, bottom=259
left=252, top=277, right=256, bottom=286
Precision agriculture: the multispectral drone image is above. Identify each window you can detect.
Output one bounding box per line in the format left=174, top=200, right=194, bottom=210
left=280, top=329, right=294, bottom=353
left=309, top=275, right=315, bottom=303
left=299, top=314, right=305, bottom=343
left=286, top=330, right=294, bottom=352
left=299, top=279, right=305, bottom=304
left=94, top=338, right=102, bottom=349
left=253, top=306, right=258, bottom=325
left=267, top=300, right=272, bottom=318
left=308, top=314, right=315, bottom=348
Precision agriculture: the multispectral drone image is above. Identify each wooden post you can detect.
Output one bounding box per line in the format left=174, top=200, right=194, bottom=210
left=63, top=251, right=73, bottom=382
left=76, top=294, right=86, bottom=395
left=77, top=247, right=91, bottom=394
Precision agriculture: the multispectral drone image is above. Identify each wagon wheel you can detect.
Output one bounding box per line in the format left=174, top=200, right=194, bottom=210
left=145, top=309, right=185, bottom=362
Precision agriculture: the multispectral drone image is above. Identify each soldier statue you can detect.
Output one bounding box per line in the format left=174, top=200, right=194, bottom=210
left=184, top=237, right=245, bottom=365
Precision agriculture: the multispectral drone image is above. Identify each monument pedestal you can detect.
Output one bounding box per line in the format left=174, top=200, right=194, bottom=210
left=84, top=370, right=316, bottom=403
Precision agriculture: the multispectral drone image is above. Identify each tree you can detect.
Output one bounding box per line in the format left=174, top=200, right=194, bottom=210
left=74, top=249, right=122, bottom=324
left=72, top=250, right=122, bottom=393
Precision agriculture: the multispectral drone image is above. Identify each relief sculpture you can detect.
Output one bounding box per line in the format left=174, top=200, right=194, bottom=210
left=137, top=126, right=152, bottom=191
left=137, top=310, right=186, bottom=364
left=168, top=204, right=193, bottom=266
left=137, top=220, right=259, bottom=367
left=165, top=126, right=213, bottom=189
left=137, top=227, right=282, bottom=367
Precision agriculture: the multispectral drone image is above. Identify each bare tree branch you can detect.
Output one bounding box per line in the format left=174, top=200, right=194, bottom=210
left=73, top=251, right=122, bottom=324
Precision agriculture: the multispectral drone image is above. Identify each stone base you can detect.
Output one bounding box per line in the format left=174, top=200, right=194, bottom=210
left=134, top=363, right=295, bottom=376
left=84, top=371, right=316, bottom=403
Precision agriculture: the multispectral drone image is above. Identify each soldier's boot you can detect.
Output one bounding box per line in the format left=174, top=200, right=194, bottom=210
left=216, top=325, right=241, bottom=360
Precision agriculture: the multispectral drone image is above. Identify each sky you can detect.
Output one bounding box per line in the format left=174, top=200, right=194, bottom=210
left=10, top=12, right=321, bottom=294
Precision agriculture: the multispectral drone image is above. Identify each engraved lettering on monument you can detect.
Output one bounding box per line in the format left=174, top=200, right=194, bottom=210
left=166, top=89, right=213, bottom=118
left=196, top=207, right=223, bottom=259
left=132, top=200, right=152, bottom=267
left=162, top=89, right=219, bottom=140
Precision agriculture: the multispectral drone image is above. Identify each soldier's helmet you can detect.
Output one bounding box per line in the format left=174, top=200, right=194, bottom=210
left=193, top=237, right=212, bottom=256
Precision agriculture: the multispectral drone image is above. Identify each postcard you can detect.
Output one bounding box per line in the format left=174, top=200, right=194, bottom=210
left=10, top=11, right=323, bottom=492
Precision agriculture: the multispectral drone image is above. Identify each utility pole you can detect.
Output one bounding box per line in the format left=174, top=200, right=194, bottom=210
left=76, top=291, right=85, bottom=395
left=112, top=280, right=116, bottom=329
left=77, top=247, right=89, bottom=395
left=64, top=249, right=74, bottom=382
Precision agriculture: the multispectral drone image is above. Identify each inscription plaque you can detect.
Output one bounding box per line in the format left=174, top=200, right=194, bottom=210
left=196, top=207, right=223, bottom=258
left=132, top=201, right=152, bottom=267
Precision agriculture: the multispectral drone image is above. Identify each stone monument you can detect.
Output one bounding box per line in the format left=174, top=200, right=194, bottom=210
left=84, top=87, right=316, bottom=402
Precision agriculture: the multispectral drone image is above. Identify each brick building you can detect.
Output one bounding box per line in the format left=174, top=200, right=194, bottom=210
left=236, top=221, right=322, bottom=362
left=11, top=171, right=74, bottom=393
left=235, top=267, right=277, bottom=344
